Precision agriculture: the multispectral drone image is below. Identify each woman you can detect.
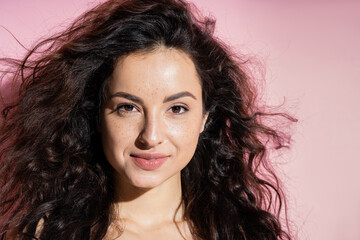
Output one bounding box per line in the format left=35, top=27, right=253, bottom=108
left=0, top=0, right=294, bottom=239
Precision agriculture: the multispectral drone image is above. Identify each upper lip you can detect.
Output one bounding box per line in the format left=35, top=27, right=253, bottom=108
left=130, top=153, right=169, bottom=159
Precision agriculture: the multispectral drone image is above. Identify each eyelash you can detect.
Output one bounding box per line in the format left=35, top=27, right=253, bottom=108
left=115, top=104, right=189, bottom=115
left=169, top=105, right=189, bottom=114
left=115, top=103, right=138, bottom=114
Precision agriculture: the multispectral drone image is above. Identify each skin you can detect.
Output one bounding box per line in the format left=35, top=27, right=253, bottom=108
left=100, top=47, right=208, bottom=239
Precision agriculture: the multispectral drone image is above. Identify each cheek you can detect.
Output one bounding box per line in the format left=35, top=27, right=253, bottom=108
left=101, top=118, right=139, bottom=154
left=166, top=117, right=203, bottom=152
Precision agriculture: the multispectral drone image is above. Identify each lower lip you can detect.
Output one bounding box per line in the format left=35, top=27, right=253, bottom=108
left=131, top=156, right=168, bottom=170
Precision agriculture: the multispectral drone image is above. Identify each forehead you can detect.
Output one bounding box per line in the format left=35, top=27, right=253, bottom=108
left=108, top=47, right=202, bottom=96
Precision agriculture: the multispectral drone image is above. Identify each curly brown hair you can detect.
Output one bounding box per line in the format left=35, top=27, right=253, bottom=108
left=0, top=0, right=295, bottom=239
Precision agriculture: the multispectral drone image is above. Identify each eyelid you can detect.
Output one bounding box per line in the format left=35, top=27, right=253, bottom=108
left=115, top=102, right=140, bottom=114
left=169, top=104, right=189, bottom=114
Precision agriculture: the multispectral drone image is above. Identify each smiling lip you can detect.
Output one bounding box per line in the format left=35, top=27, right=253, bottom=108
left=130, top=153, right=169, bottom=170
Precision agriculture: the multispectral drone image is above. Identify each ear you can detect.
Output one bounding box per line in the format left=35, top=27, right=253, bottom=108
left=200, top=112, right=209, bottom=133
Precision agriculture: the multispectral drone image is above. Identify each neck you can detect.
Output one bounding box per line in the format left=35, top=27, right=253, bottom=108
left=113, top=173, right=184, bottom=227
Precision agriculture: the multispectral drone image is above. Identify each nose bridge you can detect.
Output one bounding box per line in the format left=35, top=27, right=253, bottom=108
left=140, top=109, right=164, bottom=146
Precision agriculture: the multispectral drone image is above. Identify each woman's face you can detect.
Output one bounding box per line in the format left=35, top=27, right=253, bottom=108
left=100, top=47, right=207, bottom=189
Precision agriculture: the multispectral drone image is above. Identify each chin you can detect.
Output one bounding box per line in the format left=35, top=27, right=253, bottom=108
left=131, top=179, right=157, bottom=189
left=127, top=170, right=180, bottom=190
left=127, top=173, right=166, bottom=189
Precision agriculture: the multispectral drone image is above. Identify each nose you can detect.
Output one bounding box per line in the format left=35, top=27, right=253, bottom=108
left=137, top=112, right=165, bottom=148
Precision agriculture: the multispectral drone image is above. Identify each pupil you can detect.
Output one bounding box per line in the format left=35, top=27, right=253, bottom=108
left=125, top=105, right=133, bottom=111
left=173, top=106, right=180, bottom=113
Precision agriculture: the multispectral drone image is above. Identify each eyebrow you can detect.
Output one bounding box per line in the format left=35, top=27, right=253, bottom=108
left=164, top=91, right=197, bottom=102
left=109, top=91, right=197, bottom=103
left=109, top=92, right=144, bottom=104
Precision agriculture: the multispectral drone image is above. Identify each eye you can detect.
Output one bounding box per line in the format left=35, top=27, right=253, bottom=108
left=169, top=105, right=188, bottom=114
left=116, top=103, right=138, bottom=113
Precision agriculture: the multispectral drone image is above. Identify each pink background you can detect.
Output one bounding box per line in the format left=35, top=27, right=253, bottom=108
left=1, top=0, right=359, bottom=239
